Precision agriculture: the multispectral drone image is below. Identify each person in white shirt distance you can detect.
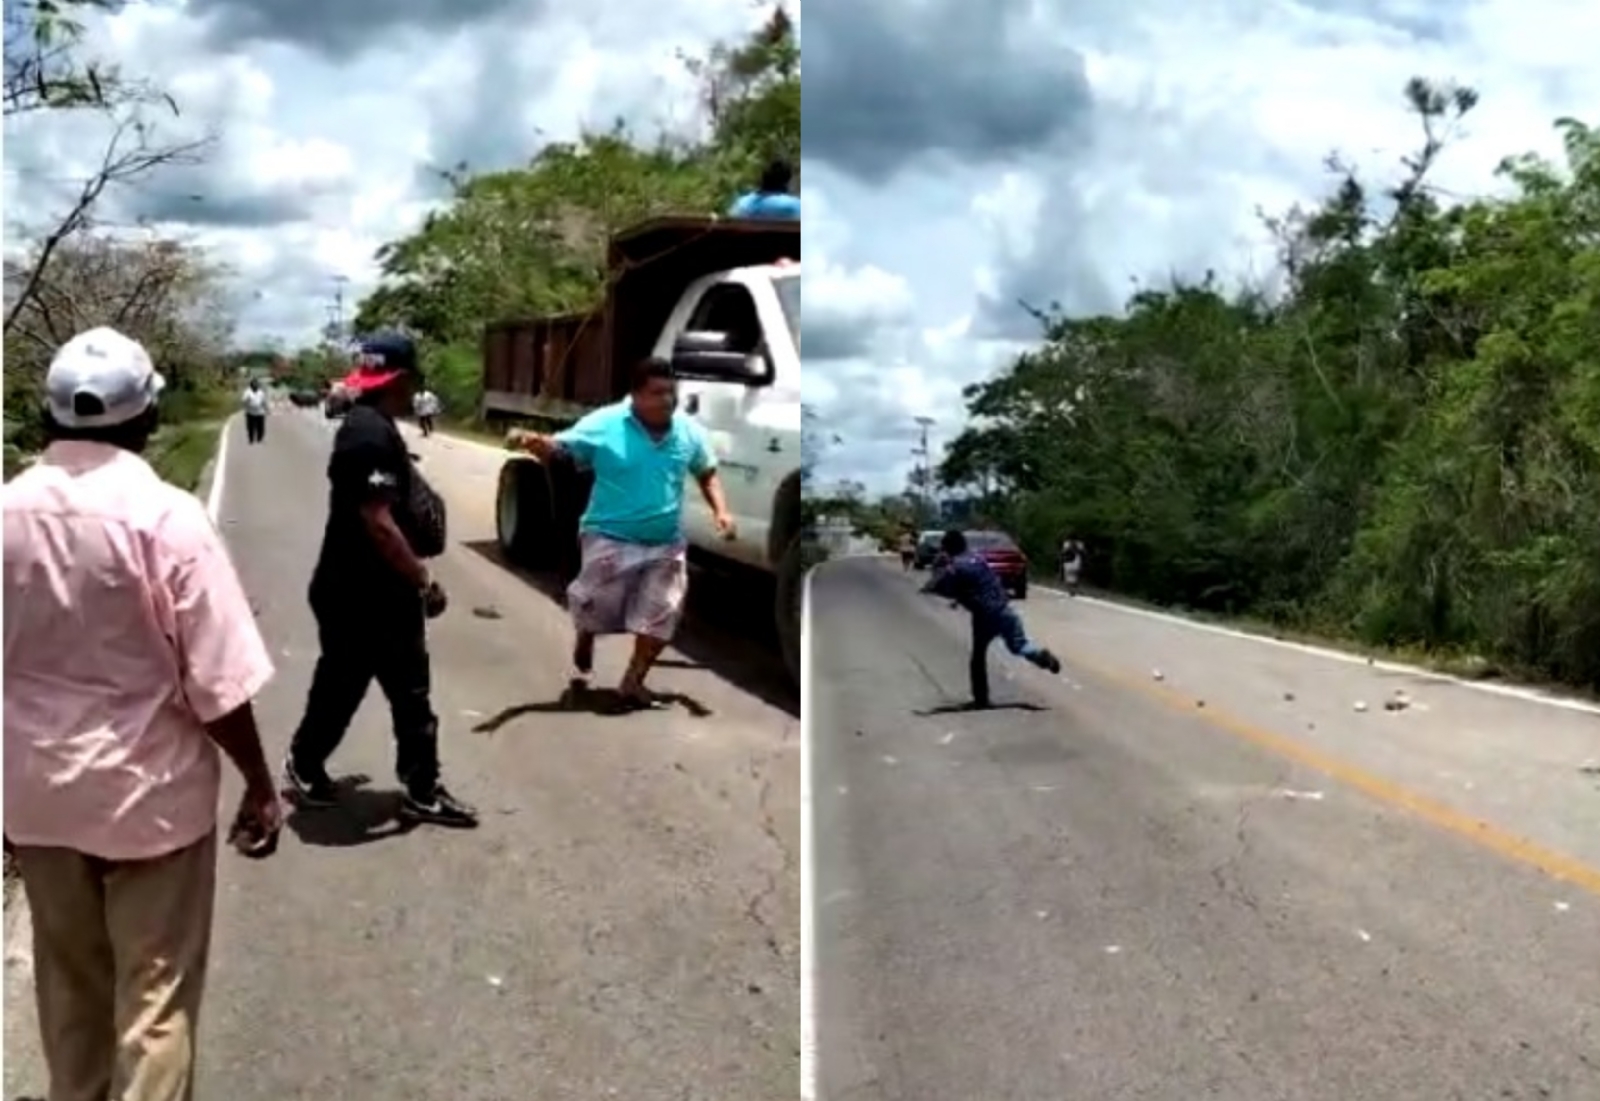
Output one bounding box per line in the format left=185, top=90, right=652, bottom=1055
left=412, top=386, right=441, bottom=437
left=241, top=378, right=269, bottom=445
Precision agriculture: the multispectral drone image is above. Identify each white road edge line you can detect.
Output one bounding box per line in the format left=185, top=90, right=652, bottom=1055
left=798, top=567, right=817, bottom=1101
left=206, top=414, right=234, bottom=524
left=1039, top=585, right=1600, bottom=717
left=861, top=552, right=1599, bottom=715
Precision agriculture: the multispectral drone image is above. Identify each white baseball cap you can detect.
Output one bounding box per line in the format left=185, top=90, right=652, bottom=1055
left=46, top=327, right=166, bottom=429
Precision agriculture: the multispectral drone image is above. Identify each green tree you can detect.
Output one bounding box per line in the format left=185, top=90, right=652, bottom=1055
left=940, top=81, right=1600, bottom=687
left=351, top=7, right=799, bottom=423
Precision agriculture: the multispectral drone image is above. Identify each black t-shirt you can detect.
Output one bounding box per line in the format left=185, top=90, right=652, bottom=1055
left=310, top=403, right=416, bottom=607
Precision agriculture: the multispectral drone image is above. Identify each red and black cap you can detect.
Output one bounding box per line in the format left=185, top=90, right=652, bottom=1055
left=341, top=331, right=421, bottom=394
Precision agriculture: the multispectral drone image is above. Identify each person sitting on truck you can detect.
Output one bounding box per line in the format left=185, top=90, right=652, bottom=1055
left=282, top=331, right=478, bottom=828
left=509, top=358, right=735, bottom=710
left=728, top=157, right=800, bottom=220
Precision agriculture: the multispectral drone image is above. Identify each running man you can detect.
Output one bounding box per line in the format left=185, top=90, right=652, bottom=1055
left=922, top=529, right=1061, bottom=708
left=509, top=357, right=734, bottom=708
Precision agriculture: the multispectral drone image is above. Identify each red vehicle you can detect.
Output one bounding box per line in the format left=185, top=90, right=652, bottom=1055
left=965, top=530, right=1030, bottom=599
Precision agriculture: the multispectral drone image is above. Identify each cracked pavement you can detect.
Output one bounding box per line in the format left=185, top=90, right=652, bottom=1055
left=4, top=411, right=798, bottom=1101
left=810, top=556, right=1600, bottom=1101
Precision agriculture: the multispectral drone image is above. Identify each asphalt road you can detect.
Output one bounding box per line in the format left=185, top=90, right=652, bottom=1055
left=810, top=556, right=1600, bottom=1101
left=5, top=409, right=798, bottom=1101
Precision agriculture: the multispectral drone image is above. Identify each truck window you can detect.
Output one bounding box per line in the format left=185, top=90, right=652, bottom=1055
left=775, top=275, right=799, bottom=352
left=688, top=284, right=764, bottom=356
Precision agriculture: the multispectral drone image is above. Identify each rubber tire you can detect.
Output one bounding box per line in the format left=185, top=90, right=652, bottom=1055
left=546, top=462, right=592, bottom=583
left=496, top=459, right=548, bottom=568
left=1013, top=579, right=1028, bottom=600
left=775, top=535, right=803, bottom=687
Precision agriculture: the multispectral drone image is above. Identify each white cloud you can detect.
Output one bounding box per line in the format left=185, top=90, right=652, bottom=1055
left=802, top=0, right=1600, bottom=493
left=5, top=0, right=773, bottom=346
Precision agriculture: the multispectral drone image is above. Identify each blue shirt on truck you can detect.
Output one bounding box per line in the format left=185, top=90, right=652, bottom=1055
left=554, top=400, right=716, bottom=546
left=922, top=553, right=1010, bottom=621
left=728, top=191, right=800, bottom=220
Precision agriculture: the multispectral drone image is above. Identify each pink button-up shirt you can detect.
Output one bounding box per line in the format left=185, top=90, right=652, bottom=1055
left=4, top=441, right=273, bottom=861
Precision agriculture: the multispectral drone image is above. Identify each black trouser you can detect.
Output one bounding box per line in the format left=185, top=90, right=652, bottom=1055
left=245, top=413, right=266, bottom=444
left=289, top=600, right=440, bottom=793
left=418, top=415, right=434, bottom=437
left=969, top=608, right=1046, bottom=706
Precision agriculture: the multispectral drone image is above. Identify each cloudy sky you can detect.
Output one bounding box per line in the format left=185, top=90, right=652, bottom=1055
left=802, top=0, right=1600, bottom=493
left=4, top=0, right=776, bottom=346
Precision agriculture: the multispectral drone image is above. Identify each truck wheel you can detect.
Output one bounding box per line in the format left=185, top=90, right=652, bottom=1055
left=546, top=463, right=591, bottom=583
left=496, top=459, right=549, bottom=568
left=775, top=535, right=803, bottom=687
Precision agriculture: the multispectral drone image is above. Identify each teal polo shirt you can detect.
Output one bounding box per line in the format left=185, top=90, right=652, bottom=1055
left=554, top=400, right=716, bottom=546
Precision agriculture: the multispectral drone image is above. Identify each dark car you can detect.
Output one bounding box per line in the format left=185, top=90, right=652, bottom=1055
left=911, top=530, right=944, bottom=570
left=288, top=388, right=322, bottom=408
left=965, top=530, right=1029, bottom=599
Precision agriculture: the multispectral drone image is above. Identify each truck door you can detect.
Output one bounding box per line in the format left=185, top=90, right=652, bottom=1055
left=676, top=282, right=776, bottom=567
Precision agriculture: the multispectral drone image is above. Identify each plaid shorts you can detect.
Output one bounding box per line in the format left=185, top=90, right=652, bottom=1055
left=565, top=533, right=690, bottom=641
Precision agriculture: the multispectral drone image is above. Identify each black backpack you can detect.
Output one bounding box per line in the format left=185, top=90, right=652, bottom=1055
left=402, top=462, right=447, bottom=559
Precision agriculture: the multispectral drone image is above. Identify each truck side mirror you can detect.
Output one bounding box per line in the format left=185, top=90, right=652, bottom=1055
left=670, top=330, right=766, bottom=383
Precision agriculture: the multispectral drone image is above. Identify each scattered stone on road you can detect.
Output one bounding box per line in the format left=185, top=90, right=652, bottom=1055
left=810, top=556, right=1600, bottom=1101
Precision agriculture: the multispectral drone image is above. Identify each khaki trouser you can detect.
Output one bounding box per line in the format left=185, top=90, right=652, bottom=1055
left=14, top=830, right=217, bottom=1101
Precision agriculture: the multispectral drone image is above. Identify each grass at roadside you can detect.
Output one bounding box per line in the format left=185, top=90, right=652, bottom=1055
left=148, top=416, right=226, bottom=491
left=1028, top=570, right=1600, bottom=706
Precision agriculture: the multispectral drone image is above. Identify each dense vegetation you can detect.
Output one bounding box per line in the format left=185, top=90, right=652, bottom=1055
left=931, top=81, right=1600, bottom=688
left=4, top=0, right=233, bottom=486
left=348, top=7, right=799, bottom=425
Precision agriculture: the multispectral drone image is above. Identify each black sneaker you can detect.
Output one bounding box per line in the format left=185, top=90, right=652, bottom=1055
left=401, top=784, right=479, bottom=828
left=283, top=754, right=338, bottom=807
left=1039, top=650, right=1063, bottom=675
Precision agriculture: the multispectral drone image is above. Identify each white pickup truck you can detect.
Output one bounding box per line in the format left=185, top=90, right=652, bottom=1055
left=483, top=217, right=803, bottom=685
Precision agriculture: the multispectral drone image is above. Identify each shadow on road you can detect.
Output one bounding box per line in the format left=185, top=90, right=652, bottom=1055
left=473, top=684, right=712, bottom=732
left=914, top=701, right=1049, bottom=716
left=463, top=540, right=797, bottom=717
left=284, top=774, right=417, bottom=848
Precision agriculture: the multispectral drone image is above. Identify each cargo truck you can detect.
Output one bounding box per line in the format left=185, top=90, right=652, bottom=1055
left=482, top=216, right=802, bottom=684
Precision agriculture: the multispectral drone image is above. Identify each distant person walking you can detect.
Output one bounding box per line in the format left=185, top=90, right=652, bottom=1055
left=728, top=157, right=801, bottom=220
left=897, top=530, right=916, bottom=571
left=4, top=327, right=281, bottom=1101
left=1059, top=537, right=1085, bottom=595
left=282, top=331, right=478, bottom=828
left=510, top=358, right=733, bottom=708
left=242, top=376, right=269, bottom=443
left=922, top=529, right=1061, bottom=708
left=413, top=386, right=441, bottom=437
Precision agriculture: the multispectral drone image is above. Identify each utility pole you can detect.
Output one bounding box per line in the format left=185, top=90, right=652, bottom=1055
left=912, top=415, right=935, bottom=523
left=329, top=275, right=350, bottom=352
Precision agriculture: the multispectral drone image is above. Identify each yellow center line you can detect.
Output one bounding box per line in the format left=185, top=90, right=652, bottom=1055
left=1067, top=652, right=1600, bottom=899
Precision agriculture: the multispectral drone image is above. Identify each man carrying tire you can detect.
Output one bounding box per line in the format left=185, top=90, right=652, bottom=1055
left=510, top=358, right=734, bottom=709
